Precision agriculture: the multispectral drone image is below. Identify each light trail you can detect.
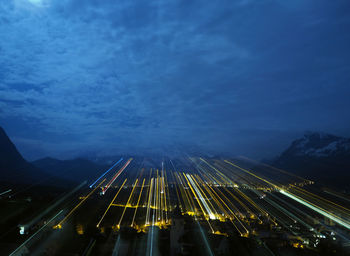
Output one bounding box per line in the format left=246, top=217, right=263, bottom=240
left=280, top=189, right=350, bottom=230
left=291, top=185, right=350, bottom=216
left=262, top=196, right=300, bottom=235
left=131, top=178, right=145, bottom=228
left=147, top=168, right=161, bottom=255
left=241, top=188, right=278, bottom=226
left=174, top=173, right=190, bottom=213
left=97, top=179, right=127, bottom=228
left=164, top=169, right=170, bottom=223
left=82, top=238, right=96, bottom=256
left=189, top=157, right=218, bottom=185
left=146, top=178, right=154, bottom=226
left=191, top=175, right=218, bottom=217
left=54, top=179, right=106, bottom=229
left=207, top=184, right=248, bottom=236
left=171, top=170, right=183, bottom=212
left=160, top=163, right=165, bottom=223
left=234, top=188, right=270, bottom=218
left=269, top=192, right=316, bottom=232
left=185, top=173, right=215, bottom=220
left=324, top=189, right=350, bottom=204
left=223, top=187, right=254, bottom=216
left=0, top=189, right=12, bottom=196
left=102, top=158, right=132, bottom=195
left=156, top=170, right=160, bottom=222
left=89, top=158, right=123, bottom=188
left=110, top=204, right=139, bottom=208
left=147, top=218, right=158, bottom=256
left=22, top=181, right=86, bottom=233
left=201, top=159, right=280, bottom=228
left=10, top=155, right=350, bottom=254
left=112, top=235, right=121, bottom=256
left=216, top=198, right=249, bottom=235
left=196, top=220, right=215, bottom=256
left=200, top=158, right=231, bottom=185
left=224, top=160, right=278, bottom=188
left=195, top=175, right=228, bottom=219
left=117, top=179, right=138, bottom=228
left=143, top=168, right=152, bottom=212
left=183, top=173, right=215, bottom=233
left=10, top=210, right=63, bottom=256
left=239, top=156, right=312, bottom=183
left=214, top=160, right=252, bottom=187
left=177, top=173, right=196, bottom=215
left=213, top=184, right=244, bottom=217
left=160, top=171, right=164, bottom=224
left=152, top=176, right=157, bottom=226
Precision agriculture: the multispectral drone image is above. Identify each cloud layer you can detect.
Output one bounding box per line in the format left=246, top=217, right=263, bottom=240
left=1, top=0, right=350, bottom=159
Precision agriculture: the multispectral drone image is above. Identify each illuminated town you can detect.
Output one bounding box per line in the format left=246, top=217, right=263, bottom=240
left=3, top=156, right=350, bottom=255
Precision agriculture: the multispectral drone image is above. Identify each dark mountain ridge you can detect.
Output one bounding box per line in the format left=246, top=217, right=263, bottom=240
left=0, top=127, right=46, bottom=184
left=32, top=157, right=109, bottom=183
left=271, top=131, right=350, bottom=188
left=0, top=127, right=26, bottom=168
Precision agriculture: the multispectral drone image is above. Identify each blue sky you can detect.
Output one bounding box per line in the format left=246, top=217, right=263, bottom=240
left=0, top=0, right=350, bottom=160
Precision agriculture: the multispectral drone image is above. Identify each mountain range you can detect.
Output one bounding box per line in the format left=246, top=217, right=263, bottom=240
left=0, top=127, right=107, bottom=187
left=32, top=157, right=108, bottom=183
left=0, top=126, right=46, bottom=184
left=1, top=126, right=349, bottom=189
left=271, top=131, right=350, bottom=188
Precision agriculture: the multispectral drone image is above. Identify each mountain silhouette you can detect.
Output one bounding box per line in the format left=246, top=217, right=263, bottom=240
left=32, top=157, right=108, bottom=183
left=272, top=131, right=350, bottom=188
left=0, top=127, right=45, bottom=184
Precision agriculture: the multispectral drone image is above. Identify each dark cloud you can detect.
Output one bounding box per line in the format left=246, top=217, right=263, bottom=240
left=0, top=0, right=350, bottom=160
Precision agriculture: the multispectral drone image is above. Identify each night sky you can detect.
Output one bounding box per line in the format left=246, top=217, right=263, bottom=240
left=1, top=0, right=350, bottom=160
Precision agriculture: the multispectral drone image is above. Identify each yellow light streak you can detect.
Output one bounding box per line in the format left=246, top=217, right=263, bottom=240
left=111, top=204, right=138, bottom=208
left=96, top=179, right=127, bottom=228
left=195, top=175, right=229, bottom=219
left=183, top=173, right=215, bottom=233
left=207, top=184, right=249, bottom=235
left=156, top=170, right=159, bottom=222
left=178, top=173, right=197, bottom=214
left=234, top=187, right=277, bottom=225
left=200, top=158, right=231, bottom=185
left=145, top=178, right=154, bottom=226
left=215, top=185, right=243, bottom=217
left=206, top=184, right=234, bottom=218
left=164, top=171, right=170, bottom=223
left=184, top=173, right=211, bottom=219
left=224, top=160, right=278, bottom=188
left=191, top=175, right=218, bottom=217
left=54, top=179, right=106, bottom=229
left=144, top=168, right=152, bottom=208
left=244, top=157, right=312, bottom=183
left=175, top=172, right=193, bottom=213
left=223, top=187, right=255, bottom=217
left=117, top=179, right=139, bottom=228
left=131, top=178, right=145, bottom=227
left=171, top=170, right=183, bottom=212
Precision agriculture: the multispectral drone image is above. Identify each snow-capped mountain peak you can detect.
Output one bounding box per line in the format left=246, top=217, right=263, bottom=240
left=283, top=132, right=350, bottom=158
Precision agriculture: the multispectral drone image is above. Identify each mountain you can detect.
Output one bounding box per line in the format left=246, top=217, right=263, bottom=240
left=0, top=127, right=46, bottom=184
left=0, top=127, right=27, bottom=170
left=271, top=131, right=350, bottom=187
left=277, top=131, right=350, bottom=159
left=32, top=157, right=109, bottom=183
